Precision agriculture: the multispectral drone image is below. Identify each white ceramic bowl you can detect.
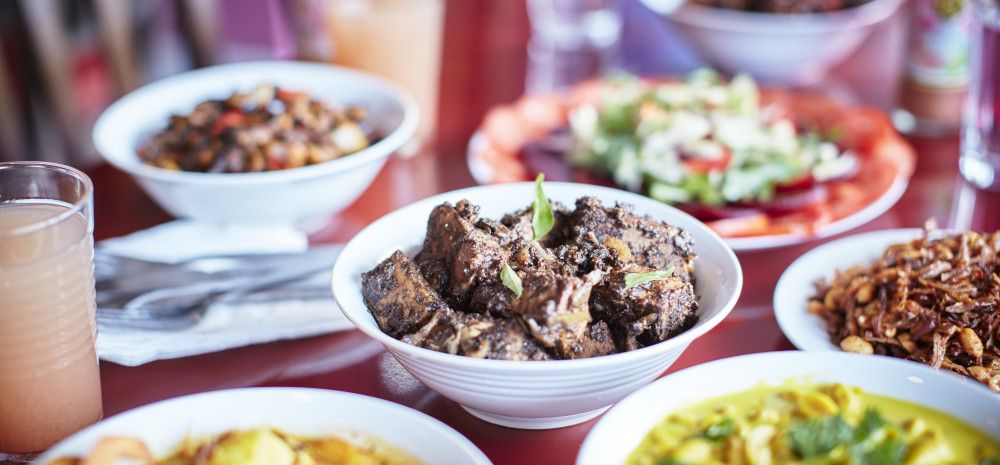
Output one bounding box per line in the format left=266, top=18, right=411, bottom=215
left=578, top=351, right=1000, bottom=465
left=657, top=0, right=904, bottom=86
left=34, top=388, right=491, bottom=465
left=332, top=182, right=742, bottom=429
left=774, top=228, right=923, bottom=351
left=93, top=61, right=418, bottom=226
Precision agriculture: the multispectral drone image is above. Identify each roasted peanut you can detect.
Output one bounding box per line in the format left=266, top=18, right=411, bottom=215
left=855, top=283, right=875, bottom=305
left=969, top=366, right=991, bottom=384
left=959, top=328, right=984, bottom=359
left=897, top=332, right=917, bottom=352
left=840, top=336, right=874, bottom=355
left=824, top=289, right=842, bottom=311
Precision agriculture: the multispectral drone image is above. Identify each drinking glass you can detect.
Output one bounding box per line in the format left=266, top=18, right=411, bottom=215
left=959, top=0, right=1000, bottom=190
left=0, top=162, right=102, bottom=462
left=324, top=0, right=445, bottom=153
left=525, top=0, right=624, bottom=93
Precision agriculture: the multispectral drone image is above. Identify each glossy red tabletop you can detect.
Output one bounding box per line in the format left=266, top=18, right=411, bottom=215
left=85, top=3, right=1000, bottom=464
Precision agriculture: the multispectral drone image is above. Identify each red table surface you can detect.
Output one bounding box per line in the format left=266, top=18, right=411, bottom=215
left=82, top=2, right=1000, bottom=464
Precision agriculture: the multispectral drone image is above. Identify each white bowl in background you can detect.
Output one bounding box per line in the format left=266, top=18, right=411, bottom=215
left=93, top=61, right=418, bottom=226
left=332, top=182, right=742, bottom=429
left=657, top=0, right=904, bottom=86
left=577, top=351, right=1000, bottom=465
left=774, top=228, right=923, bottom=351
left=34, top=388, right=491, bottom=465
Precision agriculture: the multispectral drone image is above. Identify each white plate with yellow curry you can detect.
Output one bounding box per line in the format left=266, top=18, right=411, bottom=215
left=36, top=388, right=491, bottom=465
left=577, top=351, right=1000, bottom=465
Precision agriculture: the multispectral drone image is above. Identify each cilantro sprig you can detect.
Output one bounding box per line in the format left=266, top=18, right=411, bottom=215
left=787, top=409, right=910, bottom=465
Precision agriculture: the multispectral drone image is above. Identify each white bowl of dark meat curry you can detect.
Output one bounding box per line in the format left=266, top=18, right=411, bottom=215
left=331, top=180, right=742, bottom=429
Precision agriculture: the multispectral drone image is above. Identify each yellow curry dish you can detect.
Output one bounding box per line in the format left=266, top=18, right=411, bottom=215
left=628, top=383, right=1000, bottom=465
left=47, top=427, right=424, bottom=465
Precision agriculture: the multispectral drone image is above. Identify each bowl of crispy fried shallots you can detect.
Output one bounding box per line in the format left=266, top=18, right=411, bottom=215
left=775, top=225, right=1000, bottom=393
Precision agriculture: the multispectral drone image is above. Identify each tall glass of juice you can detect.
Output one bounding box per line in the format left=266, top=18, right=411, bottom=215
left=325, top=0, right=444, bottom=153
left=0, top=162, right=102, bottom=461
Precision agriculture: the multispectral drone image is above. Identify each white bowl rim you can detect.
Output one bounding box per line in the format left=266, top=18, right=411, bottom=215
left=668, top=0, right=904, bottom=34
left=773, top=227, right=926, bottom=352
left=92, top=60, right=420, bottom=186
left=35, top=387, right=492, bottom=465
left=331, top=181, right=744, bottom=371
left=577, top=350, right=1000, bottom=464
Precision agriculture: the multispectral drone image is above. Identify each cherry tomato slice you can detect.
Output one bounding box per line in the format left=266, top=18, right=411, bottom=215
left=681, top=147, right=732, bottom=174
left=211, top=109, right=244, bottom=135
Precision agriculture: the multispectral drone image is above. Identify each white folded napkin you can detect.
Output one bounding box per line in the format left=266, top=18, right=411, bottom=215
left=95, top=220, right=355, bottom=366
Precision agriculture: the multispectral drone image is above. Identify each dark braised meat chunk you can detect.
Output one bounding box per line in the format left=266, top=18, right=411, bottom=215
left=361, top=194, right=700, bottom=361
left=564, top=197, right=695, bottom=281
left=511, top=269, right=604, bottom=358
left=401, top=307, right=550, bottom=361
left=401, top=307, right=462, bottom=354
left=468, top=281, right=516, bottom=319
left=414, top=201, right=479, bottom=294
left=591, top=264, right=699, bottom=351
left=458, top=315, right=551, bottom=361
left=361, top=251, right=452, bottom=338
left=448, top=228, right=509, bottom=305
left=560, top=321, right=617, bottom=359
left=415, top=200, right=514, bottom=308
left=551, top=232, right=624, bottom=276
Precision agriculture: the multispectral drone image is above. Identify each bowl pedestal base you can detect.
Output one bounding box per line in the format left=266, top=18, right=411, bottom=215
left=460, top=404, right=611, bottom=430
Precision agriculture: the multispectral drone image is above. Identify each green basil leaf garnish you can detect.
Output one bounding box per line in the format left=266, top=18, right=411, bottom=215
left=500, top=262, right=523, bottom=298
left=624, top=267, right=674, bottom=290
left=532, top=173, right=554, bottom=240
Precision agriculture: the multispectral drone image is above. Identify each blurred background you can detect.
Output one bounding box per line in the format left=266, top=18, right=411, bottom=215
left=0, top=0, right=955, bottom=169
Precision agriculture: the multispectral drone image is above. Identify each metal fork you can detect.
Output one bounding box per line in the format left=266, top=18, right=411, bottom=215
left=95, top=247, right=341, bottom=331
left=94, top=246, right=341, bottom=298
left=96, top=281, right=332, bottom=331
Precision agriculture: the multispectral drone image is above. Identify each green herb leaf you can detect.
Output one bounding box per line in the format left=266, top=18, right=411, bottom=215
left=532, top=173, right=554, bottom=240
left=500, top=262, right=522, bottom=298
left=624, top=267, right=675, bottom=290
left=854, top=408, right=888, bottom=443
left=787, top=415, right=853, bottom=459
left=703, top=418, right=734, bottom=441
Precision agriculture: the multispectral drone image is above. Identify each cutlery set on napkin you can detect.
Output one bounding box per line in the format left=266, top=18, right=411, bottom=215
left=94, top=221, right=353, bottom=366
